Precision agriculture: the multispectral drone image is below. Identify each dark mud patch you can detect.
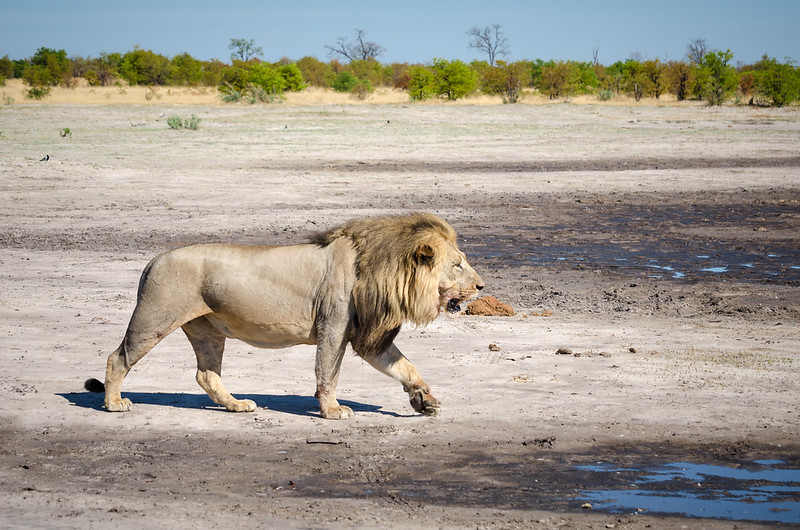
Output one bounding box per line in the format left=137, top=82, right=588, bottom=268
left=268, top=156, right=800, bottom=174
left=2, top=188, right=797, bottom=320
left=2, top=428, right=796, bottom=525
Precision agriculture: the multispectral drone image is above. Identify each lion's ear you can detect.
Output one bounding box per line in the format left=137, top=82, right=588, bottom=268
left=415, top=244, right=435, bottom=266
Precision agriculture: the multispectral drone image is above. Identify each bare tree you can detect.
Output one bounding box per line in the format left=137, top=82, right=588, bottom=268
left=467, top=24, right=509, bottom=66
left=325, top=29, right=385, bottom=62
left=229, top=38, right=262, bottom=62
left=686, top=38, right=708, bottom=64
left=592, top=47, right=600, bottom=66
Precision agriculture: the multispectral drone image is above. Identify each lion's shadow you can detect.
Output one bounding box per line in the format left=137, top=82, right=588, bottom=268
left=59, top=391, right=406, bottom=418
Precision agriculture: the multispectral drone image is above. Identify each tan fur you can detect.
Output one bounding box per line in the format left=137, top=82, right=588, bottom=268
left=87, top=213, right=483, bottom=419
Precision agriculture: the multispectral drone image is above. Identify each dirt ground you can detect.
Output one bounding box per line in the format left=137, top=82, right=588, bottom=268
left=0, top=100, right=798, bottom=528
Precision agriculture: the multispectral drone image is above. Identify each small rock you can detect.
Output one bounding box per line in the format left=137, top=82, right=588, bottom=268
left=581, top=502, right=593, bottom=509
left=488, top=343, right=501, bottom=351
left=556, top=347, right=573, bottom=355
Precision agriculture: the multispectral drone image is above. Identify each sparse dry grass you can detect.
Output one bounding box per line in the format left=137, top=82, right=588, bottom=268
left=630, top=346, right=798, bottom=390
left=1, top=78, right=703, bottom=107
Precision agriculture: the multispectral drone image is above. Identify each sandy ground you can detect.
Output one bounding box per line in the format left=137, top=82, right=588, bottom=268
left=0, top=100, right=798, bottom=528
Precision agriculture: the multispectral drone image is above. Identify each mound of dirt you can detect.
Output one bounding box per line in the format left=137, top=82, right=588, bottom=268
left=466, top=296, right=515, bottom=316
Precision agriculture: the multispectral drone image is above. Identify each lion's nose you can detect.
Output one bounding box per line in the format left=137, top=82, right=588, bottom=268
left=476, top=282, right=484, bottom=290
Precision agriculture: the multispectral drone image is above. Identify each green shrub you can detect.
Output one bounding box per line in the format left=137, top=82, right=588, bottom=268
left=219, top=85, right=242, bottom=102
left=351, top=78, right=373, bottom=99
left=248, top=63, right=286, bottom=94
left=407, top=65, right=436, bottom=101
left=184, top=115, right=199, bottom=130
left=277, top=63, right=306, bottom=91
left=166, top=115, right=183, bottom=129
left=479, top=60, right=531, bottom=103
left=431, top=58, right=477, bottom=100
left=26, top=86, right=51, bottom=99
left=332, top=71, right=358, bottom=92
left=166, top=115, right=200, bottom=130
left=751, top=55, right=800, bottom=107
left=597, top=89, right=614, bottom=101
left=696, top=50, right=738, bottom=105
left=296, top=56, right=333, bottom=87
left=119, top=47, right=171, bottom=85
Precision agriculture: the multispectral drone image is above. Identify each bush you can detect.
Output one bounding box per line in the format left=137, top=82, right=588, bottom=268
left=431, top=58, right=477, bottom=100
left=332, top=71, right=358, bottom=92
left=24, top=47, right=71, bottom=88
left=597, top=89, right=614, bottom=101
left=539, top=60, right=581, bottom=99
left=351, top=78, right=374, bottom=99
left=296, top=56, right=333, bottom=87
left=247, top=63, right=287, bottom=94
left=26, top=86, right=51, bottom=99
left=166, top=116, right=183, bottom=129
left=167, top=115, right=201, bottom=130
left=407, top=65, right=436, bottom=101
left=664, top=60, right=695, bottom=101
left=219, top=61, right=292, bottom=102
left=170, top=52, right=204, bottom=86
left=119, top=47, right=171, bottom=85
left=751, top=55, right=800, bottom=107
left=696, top=50, right=738, bottom=105
left=277, top=63, right=306, bottom=91
left=479, top=60, right=531, bottom=103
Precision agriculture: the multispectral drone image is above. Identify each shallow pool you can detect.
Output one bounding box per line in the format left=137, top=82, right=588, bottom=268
left=577, top=460, right=800, bottom=523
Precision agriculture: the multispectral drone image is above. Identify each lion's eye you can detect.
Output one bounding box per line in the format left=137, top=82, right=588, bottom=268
left=454, top=262, right=463, bottom=269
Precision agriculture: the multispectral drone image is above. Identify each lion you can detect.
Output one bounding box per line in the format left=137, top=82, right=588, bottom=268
left=85, top=213, right=484, bottom=419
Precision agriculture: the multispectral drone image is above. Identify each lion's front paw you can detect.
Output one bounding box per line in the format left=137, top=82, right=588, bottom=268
left=105, top=397, right=133, bottom=412
left=321, top=404, right=354, bottom=420
left=226, top=399, right=257, bottom=413
left=409, top=390, right=440, bottom=416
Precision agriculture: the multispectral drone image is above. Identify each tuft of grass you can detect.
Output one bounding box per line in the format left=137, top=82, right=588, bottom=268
left=185, top=115, right=200, bottom=130
left=166, top=115, right=183, bottom=129
left=598, top=90, right=615, bottom=101
left=167, top=115, right=201, bottom=130
left=59, top=127, right=72, bottom=138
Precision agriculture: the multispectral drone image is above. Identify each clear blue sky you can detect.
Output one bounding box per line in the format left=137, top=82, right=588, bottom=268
left=2, top=1, right=798, bottom=65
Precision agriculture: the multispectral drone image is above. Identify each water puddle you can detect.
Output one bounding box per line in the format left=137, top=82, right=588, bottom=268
left=467, top=235, right=800, bottom=283
left=577, top=460, right=800, bottom=523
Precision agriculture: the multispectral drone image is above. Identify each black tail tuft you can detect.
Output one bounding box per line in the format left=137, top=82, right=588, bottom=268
left=84, top=378, right=105, bottom=393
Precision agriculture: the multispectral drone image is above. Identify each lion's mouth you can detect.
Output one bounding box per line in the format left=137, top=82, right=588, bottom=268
left=446, top=298, right=462, bottom=314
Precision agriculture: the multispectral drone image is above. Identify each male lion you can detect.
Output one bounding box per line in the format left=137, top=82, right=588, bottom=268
left=85, top=213, right=484, bottom=419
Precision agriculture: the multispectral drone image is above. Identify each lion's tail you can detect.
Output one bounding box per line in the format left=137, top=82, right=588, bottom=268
left=84, top=378, right=106, bottom=393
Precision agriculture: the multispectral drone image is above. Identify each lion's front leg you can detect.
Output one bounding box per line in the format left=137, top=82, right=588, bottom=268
left=314, top=341, right=354, bottom=420
left=364, top=343, right=440, bottom=416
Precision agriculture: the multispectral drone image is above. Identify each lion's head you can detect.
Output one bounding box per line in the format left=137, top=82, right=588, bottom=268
left=313, top=213, right=484, bottom=356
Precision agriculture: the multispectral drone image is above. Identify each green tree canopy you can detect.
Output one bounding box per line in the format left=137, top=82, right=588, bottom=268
left=696, top=49, right=738, bottom=105
left=751, top=55, right=800, bottom=107
left=23, top=47, right=71, bottom=87
left=431, top=58, right=477, bottom=100
left=119, top=47, right=171, bottom=85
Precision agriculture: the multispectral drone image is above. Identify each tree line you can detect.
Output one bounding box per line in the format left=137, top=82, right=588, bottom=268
left=1, top=34, right=798, bottom=107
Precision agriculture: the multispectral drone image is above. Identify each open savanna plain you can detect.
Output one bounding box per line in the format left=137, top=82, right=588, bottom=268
left=0, top=98, right=798, bottom=528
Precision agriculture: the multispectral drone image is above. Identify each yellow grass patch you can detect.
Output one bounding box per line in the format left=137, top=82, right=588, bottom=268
left=1, top=78, right=695, bottom=107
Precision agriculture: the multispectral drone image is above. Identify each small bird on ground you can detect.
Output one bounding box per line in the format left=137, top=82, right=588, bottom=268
left=40, top=154, right=49, bottom=162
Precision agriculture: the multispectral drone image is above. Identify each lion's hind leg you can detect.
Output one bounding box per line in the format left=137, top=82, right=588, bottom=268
left=183, top=317, right=256, bottom=413
left=103, top=306, right=204, bottom=412
left=103, top=344, right=134, bottom=411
